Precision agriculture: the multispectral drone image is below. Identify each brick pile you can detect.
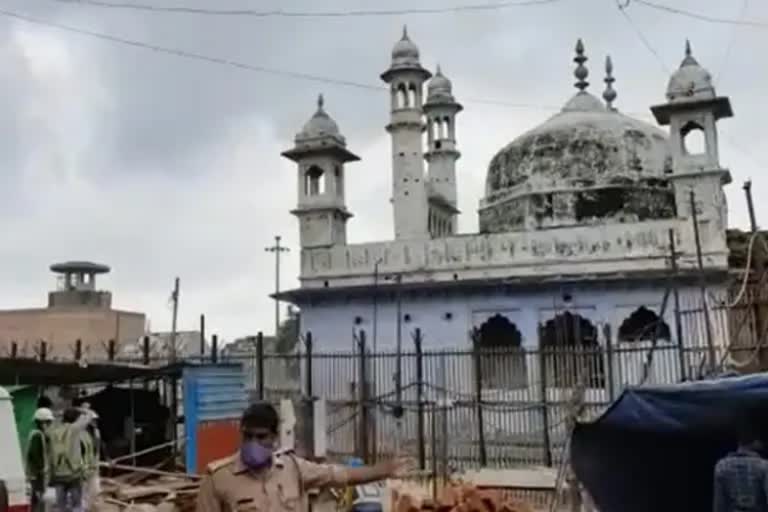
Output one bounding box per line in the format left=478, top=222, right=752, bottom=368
left=391, top=481, right=535, bottom=512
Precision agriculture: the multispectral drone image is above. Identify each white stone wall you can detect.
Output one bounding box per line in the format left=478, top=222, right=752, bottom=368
left=299, top=217, right=728, bottom=289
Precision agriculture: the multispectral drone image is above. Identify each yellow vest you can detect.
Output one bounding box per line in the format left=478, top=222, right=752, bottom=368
left=81, top=432, right=97, bottom=477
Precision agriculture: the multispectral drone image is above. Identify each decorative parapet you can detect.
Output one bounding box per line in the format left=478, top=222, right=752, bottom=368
left=299, top=218, right=728, bottom=288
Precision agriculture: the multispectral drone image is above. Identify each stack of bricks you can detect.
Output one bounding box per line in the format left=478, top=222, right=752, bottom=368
left=391, top=481, right=535, bottom=512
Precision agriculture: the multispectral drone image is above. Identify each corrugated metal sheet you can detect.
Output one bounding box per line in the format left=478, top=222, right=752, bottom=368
left=183, top=364, right=247, bottom=473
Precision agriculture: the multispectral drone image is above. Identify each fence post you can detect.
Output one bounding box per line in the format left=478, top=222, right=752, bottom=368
left=10, top=341, right=17, bottom=359
left=414, top=328, right=426, bottom=470
left=211, top=335, right=219, bottom=364
left=142, top=336, right=150, bottom=366
left=358, top=330, right=370, bottom=463
left=256, top=332, right=265, bottom=401
left=471, top=329, right=488, bottom=467
left=74, top=339, right=82, bottom=362
left=538, top=333, right=553, bottom=467
left=39, top=341, right=47, bottom=362
left=603, top=324, right=615, bottom=402
left=108, top=339, right=116, bottom=361
left=304, top=332, right=315, bottom=458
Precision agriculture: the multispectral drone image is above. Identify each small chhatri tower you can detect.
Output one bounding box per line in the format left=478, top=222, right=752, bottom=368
left=651, top=40, right=732, bottom=233
left=282, top=94, right=360, bottom=249
left=49, top=261, right=112, bottom=308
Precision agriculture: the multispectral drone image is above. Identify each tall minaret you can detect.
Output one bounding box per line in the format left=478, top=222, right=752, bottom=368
left=281, top=94, right=360, bottom=248
left=381, top=27, right=432, bottom=240
left=424, top=65, right=462, bottom=235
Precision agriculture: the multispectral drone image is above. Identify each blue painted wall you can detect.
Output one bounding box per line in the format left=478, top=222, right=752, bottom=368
left=298, top=281, right=728, bottom=351
left=183, top=364, right=247, bottom=472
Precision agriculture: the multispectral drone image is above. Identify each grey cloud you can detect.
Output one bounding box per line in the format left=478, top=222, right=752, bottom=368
left=1, top=0, right=766, bottom=340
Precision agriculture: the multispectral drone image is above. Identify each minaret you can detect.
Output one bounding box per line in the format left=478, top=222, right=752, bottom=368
left=381, top=26, right=432, bottom=240
left=281, top=94, right=360, bottom=248
left=650, top=40, right=732, bottom=233
left=424, top=65, right=462, bottom=236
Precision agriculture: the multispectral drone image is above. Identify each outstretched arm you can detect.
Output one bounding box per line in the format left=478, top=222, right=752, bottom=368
left=295, top=457, right=407, bottom=489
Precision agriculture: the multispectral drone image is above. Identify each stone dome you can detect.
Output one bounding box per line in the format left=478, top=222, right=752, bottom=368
left=296, top=94, right=341, bottom=141
left=666, top=41, right=715, bottom=102
left=391, top=26, right=420, bottom=66
left=479, top=88, right=676, bottom=233
left=427, top=65, right=453, bottom=101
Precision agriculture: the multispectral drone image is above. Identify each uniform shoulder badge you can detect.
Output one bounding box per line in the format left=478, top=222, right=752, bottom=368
left=206, top=454, right=237, bottom=474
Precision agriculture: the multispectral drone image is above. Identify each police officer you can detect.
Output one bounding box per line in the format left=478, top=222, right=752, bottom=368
left=196, top=402, right=407, bottom=512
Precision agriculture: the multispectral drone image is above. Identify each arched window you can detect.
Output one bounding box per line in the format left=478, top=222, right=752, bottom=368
left=681, top=121, right=706, bottom=155
left=474, top=314, right=527, bottom=389
left=539, top=312, right=603, bottom=388
left=334, top=165, right=343, bottom=196
left=432, top=118, right=440, bottom=141
left=407, top=83, right=417, bottom=108
left=618, top=306, right=671, bottom=342
left=442, top=117, right=451, bottom=140
left=305, top=166, right=325, bottom=196
left=396, top=83, right=408, bottom=109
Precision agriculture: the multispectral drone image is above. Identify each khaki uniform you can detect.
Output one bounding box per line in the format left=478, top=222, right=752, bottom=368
left=196, top=451, right=350, bottom=512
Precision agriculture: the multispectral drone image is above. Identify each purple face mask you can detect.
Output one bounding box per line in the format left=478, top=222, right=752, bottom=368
left=240, top=441, right=273, bottom=471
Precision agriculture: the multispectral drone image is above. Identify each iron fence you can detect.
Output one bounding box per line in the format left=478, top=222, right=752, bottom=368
left=0, top=304, right=762, bottom=471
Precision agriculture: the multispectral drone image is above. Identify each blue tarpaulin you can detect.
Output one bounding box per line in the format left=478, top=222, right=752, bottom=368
left=571, top=373, right=768, bottom=512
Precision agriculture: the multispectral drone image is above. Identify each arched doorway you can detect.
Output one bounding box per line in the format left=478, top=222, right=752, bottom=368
left=539, top=312, right=604, bottom=388
left=475, top=314, right=526, bottom=389
left=618, top=306, right=671, bottom=343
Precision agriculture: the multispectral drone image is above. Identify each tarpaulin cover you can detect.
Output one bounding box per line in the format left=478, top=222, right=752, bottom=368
left=571, top=372, right=768, bottom=512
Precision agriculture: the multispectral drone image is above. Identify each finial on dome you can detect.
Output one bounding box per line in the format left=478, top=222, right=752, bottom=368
left=436, top=63, right=443, bottom=76
left=317, top=93, right=324, bottom=111
left=603, top=55, right=617, bottom=110
left=402, top=25, right=409, bottom=40
left=681, top=38, right=699, bottom=66
left=573, top=38, right=589, bottom=92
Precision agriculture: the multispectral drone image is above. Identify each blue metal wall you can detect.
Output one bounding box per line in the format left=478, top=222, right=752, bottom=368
left=183, top=364, right=247, bottom=472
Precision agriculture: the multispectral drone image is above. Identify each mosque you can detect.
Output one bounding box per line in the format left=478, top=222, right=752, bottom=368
left=278, top=28, right=732, bottom=366
left=274, top=28, right=739, bottom=459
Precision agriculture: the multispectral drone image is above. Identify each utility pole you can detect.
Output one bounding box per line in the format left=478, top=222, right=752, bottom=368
left=743, top=180, right=764, bottom=355
left=170, top=277, right=180, bottom=363
left=689, top=191, right=715, bottom=372
left=265, top=235, right=290, bottom=337
left=394, top=273, right=403, bottom=454
left=372, top=259, right=383, bottom=354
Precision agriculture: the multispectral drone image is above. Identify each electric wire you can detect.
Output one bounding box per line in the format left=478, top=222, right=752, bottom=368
left=47, top=0, right=565, bottom=17
left=633, top=0, right=768, bottom=29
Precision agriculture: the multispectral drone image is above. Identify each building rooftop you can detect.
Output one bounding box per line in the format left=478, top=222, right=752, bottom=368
left=50, top=261, right=111, bottom=274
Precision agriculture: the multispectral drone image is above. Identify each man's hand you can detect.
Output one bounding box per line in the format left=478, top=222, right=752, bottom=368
left=376, top=458, right=414, bottom=479
left=345, top=458, right=415, bottom=485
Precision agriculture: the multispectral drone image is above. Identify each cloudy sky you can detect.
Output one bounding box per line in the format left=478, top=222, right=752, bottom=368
left=0, top=0, right=766, bottom=343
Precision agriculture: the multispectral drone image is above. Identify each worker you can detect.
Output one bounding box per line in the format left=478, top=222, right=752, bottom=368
left=713, top=419, right=768, bottom=512
left=196, top=402, right=409, bottom=512
left=26, top=407, right=54, bottom=512
left=50, top=407, right=91, bottom=512
left=80, top=410, right=101, bottom=512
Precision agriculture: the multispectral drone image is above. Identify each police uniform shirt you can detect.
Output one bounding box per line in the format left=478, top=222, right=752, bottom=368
left=196, top=450, right=350, bottom=512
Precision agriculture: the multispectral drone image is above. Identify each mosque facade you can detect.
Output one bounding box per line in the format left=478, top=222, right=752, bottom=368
left=277, top=30, right=734, bottom=397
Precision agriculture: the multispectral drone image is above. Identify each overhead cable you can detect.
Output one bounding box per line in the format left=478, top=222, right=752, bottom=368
left=48, top=0, right=565, bottom=18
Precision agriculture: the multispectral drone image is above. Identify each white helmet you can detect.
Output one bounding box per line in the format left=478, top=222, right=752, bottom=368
left=33, top=408, right=54, bottom=422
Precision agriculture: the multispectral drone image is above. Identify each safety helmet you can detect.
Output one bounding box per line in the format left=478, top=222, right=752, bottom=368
left=33, top=407, right=54, bottom=422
